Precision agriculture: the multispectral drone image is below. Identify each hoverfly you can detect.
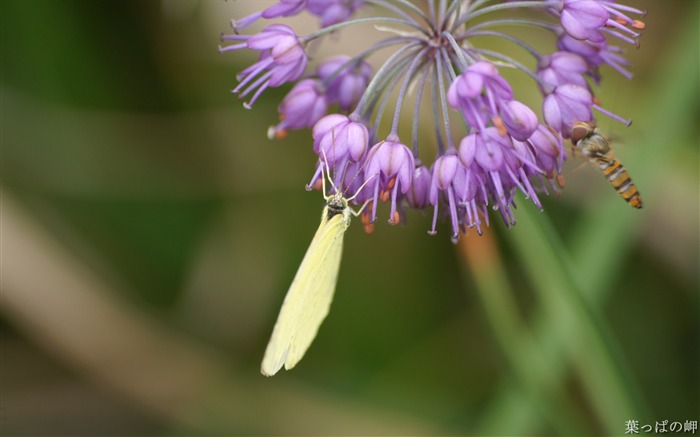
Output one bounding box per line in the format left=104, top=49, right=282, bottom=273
left=570, top=122, right=643, bottom=209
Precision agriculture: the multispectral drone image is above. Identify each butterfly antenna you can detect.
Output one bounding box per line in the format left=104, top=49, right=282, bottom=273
left=346, top=173, right=376, bottom=203
left=320, top=145, right=338, bottom=199
left=321, top=163, right=328, bottom=199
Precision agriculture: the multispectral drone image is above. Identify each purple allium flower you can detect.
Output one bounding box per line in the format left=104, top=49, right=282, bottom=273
left=557, top=33, right=633, bottom=80
left=233, top=0, right=366, bottom=32
left=406, top=163, right=432, bottom=210
left=559, top=0, right=609, bottom=43
left=317, top=56, right=373, bottom=111
left=232, top=1, right=308, bottom=32
left=543, top=84, right=594, bottom=138
left=447, top=61, right=513, bottom=131
left=263, top=0, right=308, bottom=19
left=365, top=136, right=414, bottom=224
left=220, top=24, right=307, bottom=108
left=429, top=152, right=464, bottom=240
left=527, top=124, right=566, bottom=180
left=307, top=114, right=369, bottom=189
left=269, top=79, right=328, bottom=138
left=537, top=51, right=590, bottom=89
left=555, top=0, right=646, bottom=46
left=221, top=0, right=647, bottom=240
left=501, top=100, right=539, bottom=141
left=307, top=0, right=365, bottom=27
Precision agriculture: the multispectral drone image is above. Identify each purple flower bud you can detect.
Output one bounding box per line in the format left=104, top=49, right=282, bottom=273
left=223, top=24, right=308, bottom=108
left=231, top=0, right=308, bottom=32
left=542, top=84, right=593, bottom=138
left=557, top=34, right=633, bottom=80
left=247, top=25, right=307, bottom=86
left=559, top=0, right=608, bottom=43
left=537, top=51, right=589, bottom=88
left=475, top=128, right=512, bottom=171
left=428, top=152, right=463, bottom=240
left=457, top=127, right=542, bottom=226
left=365, top=137, right=415, bottom=223
left=262, top=0, right=308, bottom=19
left=307, top=0, right=365, bottom=27
left=429, top=153, right=460, bottom=203
left=312, top=114, right=369, bottom=162
left=501, top=100, right=539, bottom=141
left=459, top=168, right=489, bottom=236
left=448, top=61, right=514, bottom=130
left=459, top=128, right=512, bottom=172
left=272, top=79, right=328, bottom=135
left=458, top=133, right=477, bottom=169
left=308, top=114, right=369, bottom=190
left=312, top=113, right=348, bottom=143
left=448, top=61, right=513, bottom=102
left=317, top=56, right=372, bottom=110
left=557, top=33, right=598, bottom=64
left=526, top=124, right=565, bottom=176
left=406, top=163, right=431, bottom=209
left=558, top=0, right=645, bottom=47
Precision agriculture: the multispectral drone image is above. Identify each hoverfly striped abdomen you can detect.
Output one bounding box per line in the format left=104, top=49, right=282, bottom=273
left=571, top=122, right=643, bottom=209
left=593, top=155, right=643, bottom=209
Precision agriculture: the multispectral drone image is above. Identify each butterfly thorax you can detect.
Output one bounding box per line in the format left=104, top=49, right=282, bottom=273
left=325, top=194, right=349, bottom=220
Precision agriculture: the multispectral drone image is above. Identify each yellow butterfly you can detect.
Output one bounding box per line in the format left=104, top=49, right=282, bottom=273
left=261, top=163, right=371, bottom=376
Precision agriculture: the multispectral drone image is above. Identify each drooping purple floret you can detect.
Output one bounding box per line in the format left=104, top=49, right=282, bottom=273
left=307, top=0, right=365, bottom=27
left=543, top=84, right=594, bottom=138
left=365, top=136, right=414, bottom=224
left=317, top=56, right=373, bottom=111
left=272, top=79, right=328, bottom=136
left=220, top=24, right=307, bottom=108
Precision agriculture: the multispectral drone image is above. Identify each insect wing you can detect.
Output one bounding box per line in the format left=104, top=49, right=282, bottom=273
left=261, top=208, right=349, bottom=376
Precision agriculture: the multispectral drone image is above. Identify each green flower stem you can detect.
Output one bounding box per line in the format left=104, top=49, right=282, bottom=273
left=510, top=204, right=641, bottom=433
left=459, top=236, right=590, bottom=435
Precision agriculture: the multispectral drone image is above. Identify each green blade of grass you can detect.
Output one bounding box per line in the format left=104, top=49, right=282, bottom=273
left=459, top=235, right=591, bottom=435
left=471, top=12, right=698, bottom=434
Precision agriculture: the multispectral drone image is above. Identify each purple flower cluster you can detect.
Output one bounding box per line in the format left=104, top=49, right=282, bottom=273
left=220, top=0, right=646, bottom=241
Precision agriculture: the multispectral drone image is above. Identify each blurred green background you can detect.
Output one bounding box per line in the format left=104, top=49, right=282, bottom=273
left=2, top=0, right=698, bottom=435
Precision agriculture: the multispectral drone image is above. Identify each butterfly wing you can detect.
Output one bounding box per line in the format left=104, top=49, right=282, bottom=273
left=261, top=209, right=350, bottom=376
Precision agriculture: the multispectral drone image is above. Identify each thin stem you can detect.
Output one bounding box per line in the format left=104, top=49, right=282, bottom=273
left=456, top=1, right=554, bottom=28
left=352, top=42, right=421, bottom=118
left=470, top=47, right=542, bottom=85
left=444, top=50, right=459, bottom=80
left=435, top=48, right=456, bottom=151
left=444, top=0, right=465, bottom=32
left=431, top=64, right=446, bottom=155
left=366, top=0, right=436, bottom=33
left=318, top=36, right=407, bottom=89
left=411, top=63, right=432, bottom=158
left=390, top=47, right=430, bottom=137
left=365, top=54, right=415, bottom=119
left=304, top=16, right=428, bottom=42
left=438, top=0, right=447, bottom=29
left=372, top=54, right=416, bottom=135
left=466, top=0, right=494, bottom=13
left=442, top=31, right=470, bottom=72
left=466, top=17, right=559, bottom=33
left=464, top=30, right=543, bottom=61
